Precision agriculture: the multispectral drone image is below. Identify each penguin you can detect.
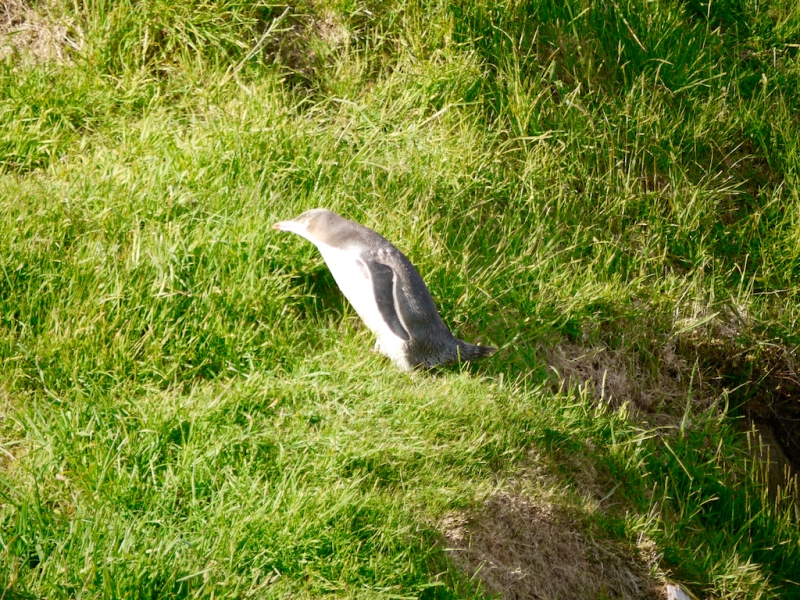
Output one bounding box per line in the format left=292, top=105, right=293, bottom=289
left=273, top=208, right=496, bottom=371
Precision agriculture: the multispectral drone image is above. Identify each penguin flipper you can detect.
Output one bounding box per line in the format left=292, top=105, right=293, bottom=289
left=363, top=260, right=411, bottom=341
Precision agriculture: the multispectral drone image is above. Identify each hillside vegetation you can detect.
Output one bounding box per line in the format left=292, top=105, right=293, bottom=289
left=2, top=0, right=800, bottom=598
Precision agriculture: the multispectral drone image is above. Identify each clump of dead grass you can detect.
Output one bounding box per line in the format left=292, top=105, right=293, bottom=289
left=545, top=304, right=800, bottom=494
left=0, top=0, right=82, bottom=63
left=441, top=491, right=662, bottom=600
left=546, top=341, right=695, bottom=415
left=313, top=10, right=349, bottom=48
left=271, top=6, right=350, bottom=85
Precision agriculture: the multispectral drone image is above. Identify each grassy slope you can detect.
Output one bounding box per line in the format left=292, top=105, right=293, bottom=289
left=1, top=0, right=800, bottom=597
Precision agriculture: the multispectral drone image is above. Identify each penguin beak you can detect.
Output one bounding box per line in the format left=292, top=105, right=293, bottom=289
left=273, top=218, right=314, bottom=243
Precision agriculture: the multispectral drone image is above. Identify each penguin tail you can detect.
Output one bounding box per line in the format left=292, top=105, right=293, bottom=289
left=456, top=339, right=497, bottom=362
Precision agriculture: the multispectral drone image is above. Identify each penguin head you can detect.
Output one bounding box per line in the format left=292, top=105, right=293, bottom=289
left=272, top=208, right=340, bottom=244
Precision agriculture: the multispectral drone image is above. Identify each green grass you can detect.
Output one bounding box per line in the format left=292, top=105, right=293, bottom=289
left=2, top=0, right=800, bottom=597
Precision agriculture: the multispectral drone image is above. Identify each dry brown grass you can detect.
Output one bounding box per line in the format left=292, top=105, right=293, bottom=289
left=312, top=10, right=349, bottom=48
left=270, top=5, right=350, bottom=86
left=0, top=0, right=82, bottom=62
left=441, top=491, right=663, bottom=599
left=545, top=305, right=800, bottom=497
left=546, top=341, right=695, bottom=416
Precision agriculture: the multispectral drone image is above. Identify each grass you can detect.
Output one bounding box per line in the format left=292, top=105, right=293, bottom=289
left=1, top=0, right=800, bottom=597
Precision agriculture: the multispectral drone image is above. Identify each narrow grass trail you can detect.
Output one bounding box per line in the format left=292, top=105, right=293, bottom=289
left=1, top=1, right=800, bottom=598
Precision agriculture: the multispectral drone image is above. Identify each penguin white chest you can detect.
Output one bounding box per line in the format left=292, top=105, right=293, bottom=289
left=315, top=243, right=407, bottom=352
